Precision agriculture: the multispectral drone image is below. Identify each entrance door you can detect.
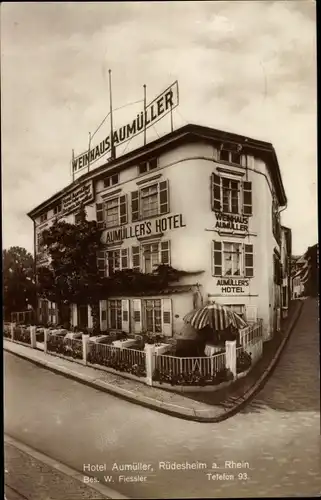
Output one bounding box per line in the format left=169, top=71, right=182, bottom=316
left=78, top=305, right=88, bottom=330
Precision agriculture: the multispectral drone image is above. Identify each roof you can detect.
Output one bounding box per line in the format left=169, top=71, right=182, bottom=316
left=27, top=123, right=287, bottom=219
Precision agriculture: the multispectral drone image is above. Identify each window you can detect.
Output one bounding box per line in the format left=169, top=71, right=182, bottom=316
left=74, top=212, right=83, bottom=224
left=219, top=149, right=242, bottom=165
left=225, top=304, right=245, bottom=319
left=138, top=158, right=158, bottom=175
left=212, top=241, right=254, bottom=277
left=222, top=178, right=240, bottom=214
left=141, top=184, right=159, bottom=218
left=135, top=241, right=170, bottom=273
left=37, top=232, right=44, bottom=252
left=40, top=213, right=47, bottom=223
left=53, top=203, right=62, bottom=215
left=96, top=195, right=127, bottom=229
left=143, top=243, right=160, bottom=273
left=105, top=198, right=119, bottom=227
left=104, top=173, right=119, bottom=188
left=223, top=242, right=242, bottom=276
left=143, top=299, right=162, bottom=333
left=131, top=180, right=169, bottom=222
left=104, top=248, right=129, bottom=277
left=108, top=300, right=122, bottom=330
left=211, top=174, right=252, bottom=215
left=106, top=249, right=120, bottom=276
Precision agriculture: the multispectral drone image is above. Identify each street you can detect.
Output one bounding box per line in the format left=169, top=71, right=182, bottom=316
left=4, top=298, right=321, bottom=499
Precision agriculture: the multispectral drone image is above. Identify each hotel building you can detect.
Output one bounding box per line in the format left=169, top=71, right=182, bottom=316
left=28, top=123, right=291, bottom=341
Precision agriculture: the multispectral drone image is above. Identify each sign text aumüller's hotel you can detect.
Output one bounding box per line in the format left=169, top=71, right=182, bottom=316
left=72, top=81, right=179, bottom=173
left=105, top=213, right=186, bottom=244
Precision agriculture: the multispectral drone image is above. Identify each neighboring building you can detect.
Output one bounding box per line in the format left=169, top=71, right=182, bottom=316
left=291, top=243, right=318, bottom=299
left=280, top=226, right=292, bottom=320
left=27, top=123, right=289, bottom=341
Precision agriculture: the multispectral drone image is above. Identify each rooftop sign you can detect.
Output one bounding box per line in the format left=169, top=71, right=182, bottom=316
left=72, top=81, right=179, bottom=174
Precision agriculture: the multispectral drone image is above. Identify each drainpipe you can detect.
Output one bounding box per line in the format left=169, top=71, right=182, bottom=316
left=33, top=219, right=38, bottom=323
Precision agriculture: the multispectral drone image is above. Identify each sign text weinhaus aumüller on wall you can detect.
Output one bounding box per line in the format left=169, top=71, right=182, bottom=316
left=72, top=81, right=179, bottom=174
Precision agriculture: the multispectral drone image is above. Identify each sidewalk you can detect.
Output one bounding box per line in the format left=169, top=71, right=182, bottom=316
left=4, top=301, right=303, bottom=422
left=4, top=435, right=127, bottom=500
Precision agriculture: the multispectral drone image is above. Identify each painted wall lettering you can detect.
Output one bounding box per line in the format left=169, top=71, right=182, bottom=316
left=105, top=213, right=186, bottom=243
left=62, top=181, right=94, bottom=216
left=215, top=212, right=249, bottom=232
left=216, top=278, right=249, bottom=294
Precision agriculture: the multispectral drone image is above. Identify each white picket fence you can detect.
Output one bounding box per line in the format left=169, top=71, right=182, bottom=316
left=154, top=352, right=226, bottom=377
left=4, top=319, right=264, bottom=386
left=88, top=342, right=146, bottom=368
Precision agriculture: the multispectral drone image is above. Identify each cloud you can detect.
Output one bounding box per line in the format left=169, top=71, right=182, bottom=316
left=1, top=1, right=317, bottom=255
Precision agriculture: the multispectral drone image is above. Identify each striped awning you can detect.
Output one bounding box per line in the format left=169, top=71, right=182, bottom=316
left=183, top=303, right=247, bottom=331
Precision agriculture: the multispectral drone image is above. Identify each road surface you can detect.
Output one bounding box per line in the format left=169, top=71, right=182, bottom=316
left=4, top=298, right=321, bottom=498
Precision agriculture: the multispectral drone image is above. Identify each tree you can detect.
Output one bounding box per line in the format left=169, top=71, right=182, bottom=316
left=38, top=206, right=104, bottom=332
left=3, top=246, right=36, bottom=321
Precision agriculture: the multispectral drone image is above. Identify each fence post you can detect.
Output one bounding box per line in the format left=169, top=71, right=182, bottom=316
left=44, top=329, right=49, bottom=354
left=225, top=340, right=236, bottom=378
left=82, top=334, right=90, bottom=366
left=145, top=344, right=156, bottom=386
left=30, top=326, right=37, bottom=348
left=10, top=323, right=15, bottom=341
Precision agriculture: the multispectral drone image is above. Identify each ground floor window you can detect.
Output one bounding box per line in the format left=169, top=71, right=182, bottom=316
left=108, top=300, right=122, bottom=330
left=225, top=304, right=245, bottom=319
left=143, top=299, right=162, bottom=333
left=282, top=286, right=287, bottom=307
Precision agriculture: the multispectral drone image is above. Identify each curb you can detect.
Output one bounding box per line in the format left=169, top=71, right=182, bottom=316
left=4, top=302, right=303, bottom=423
left=4, top=434, right=129, bottom=500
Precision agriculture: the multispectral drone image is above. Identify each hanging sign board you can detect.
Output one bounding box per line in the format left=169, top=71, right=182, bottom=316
left=72, top=81, right=179, bottom=174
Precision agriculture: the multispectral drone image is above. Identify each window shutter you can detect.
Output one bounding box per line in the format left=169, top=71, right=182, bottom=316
left=245, top=305, right=257, bottom=323
left=159, top=180, right=169, bottom=215
left=212, top=241, right=222, bottom=276
left=211, top=174, right=221, bottom=211
left=132, top=299, right=142, bottom=333
left=121, top=248, right=129, bottom=270
left=161, top=298, right=172, bottom=336
left=131, top=191, right=139, bottom=222
left=96, top=203, right=105, bottom=229
left=100, top=300, right=107, bottom=331
left=121, top=299, right=130, bottom=333
left=119, top=194, right=128, bottom=225
left=243, top=181, right=252, bottom=216
left=160, top=240, right=170, bottom=265
left=244, top=244, right=254, bottom=277
left=97, top=250, right=106, bottom=278
left=132, top=246, right=141, bottom=271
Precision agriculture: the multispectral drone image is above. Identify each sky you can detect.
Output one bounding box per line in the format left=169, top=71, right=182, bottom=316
left=1, top=1, right=317, bottom=256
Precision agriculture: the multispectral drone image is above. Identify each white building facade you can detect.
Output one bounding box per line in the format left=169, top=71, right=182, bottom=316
left=28, top=124, right=289, bottom=341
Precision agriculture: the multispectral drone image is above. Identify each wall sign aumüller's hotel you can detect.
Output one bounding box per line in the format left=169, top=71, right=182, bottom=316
left=72, top=81, right=179, bottom=174
left=105, top=213, right=186, bottom=244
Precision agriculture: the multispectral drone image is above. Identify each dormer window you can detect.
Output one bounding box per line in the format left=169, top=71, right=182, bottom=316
left=138, top=158, right=158, bottom=175
left=219, top=149, right=242, bottom=165
left=40, top=213, right=47, bottom=223
left=104, top=173, right=119, bottom=189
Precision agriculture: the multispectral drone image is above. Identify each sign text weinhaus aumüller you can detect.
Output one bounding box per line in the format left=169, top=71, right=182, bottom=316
left=105, top=213, right=186, bottom=244
left=73, top=81, right=179, bottom=173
